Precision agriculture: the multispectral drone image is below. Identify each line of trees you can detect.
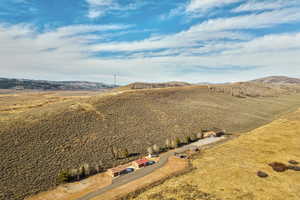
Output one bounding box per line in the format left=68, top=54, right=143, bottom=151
left=58, top=131, right=206, bottom=184
left=57, top=162, right=104, bottom=183
left=147, top=132, right=205, bottom=155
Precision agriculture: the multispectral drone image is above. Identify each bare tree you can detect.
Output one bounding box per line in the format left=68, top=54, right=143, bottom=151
left=171, top=138, right=180, bottom=148
left=175, top=137, right=181, bottom=147
left=111, top=146, right=118, bottom=159
left=147, top=146, right=154, bottom=155
left=183, top=136, right=192, bottom=144
left=70, top=168, right=79, bottom=181
left=190, top=134, right=197, bottom=142
left=120, top=148, right=129, bottom=158
left=165, top=138, right=171, bottom=149
left=79, top=165, right=85, bottom=179
left=153, top=144, right=160, bottom=153
left=83, top=163, right=90, bottom=177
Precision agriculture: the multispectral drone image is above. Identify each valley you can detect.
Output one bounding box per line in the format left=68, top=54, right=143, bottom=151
left=1, top=82, right=300, bottom=200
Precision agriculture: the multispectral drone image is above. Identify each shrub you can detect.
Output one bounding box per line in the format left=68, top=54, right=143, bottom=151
left=57, top=170, right=71, bottom=183
left=269, top=162, right=287, bottom=172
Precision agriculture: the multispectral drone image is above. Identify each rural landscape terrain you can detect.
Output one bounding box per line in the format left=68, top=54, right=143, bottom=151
left=2, top=0, right=300, bottom=199
left=128, top=106, right=300, bottom=200
left=0, top=76, right=300, bottom=200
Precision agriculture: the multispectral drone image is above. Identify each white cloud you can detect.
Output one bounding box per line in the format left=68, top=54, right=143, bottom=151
left=222, top=32, right=300, bottom=55
left=86, top=0, right=115, bottom=18
left=1, top=5, right=300, bottom=84
left=193, top=8, right=300, bottom=32
left=186, top=0, right=240, bottom=13
left=89, top=31, right=249, bottom=53
left=88, top=8, right=300, bottom=54
left=159, top=3, right=186, bottom=20
left=85, top=0, right=145, bottom=19
left=233, top=0, right=300, bottom=12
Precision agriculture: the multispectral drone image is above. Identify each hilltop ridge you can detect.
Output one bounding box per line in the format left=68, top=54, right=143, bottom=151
left=0, top=77, right=115, bottom=90
left=119, top=81, right=191, bottom=90
left=251, top=76, right=300, bottom=85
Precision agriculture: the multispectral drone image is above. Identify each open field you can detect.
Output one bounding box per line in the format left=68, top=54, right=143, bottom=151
left=26, top=173, right=111, bottom=200
left=1, top=85, right=300, bottom=199
left=129, top=108, right=300, bottom=200
left=0, top=90, right=108, bottom=121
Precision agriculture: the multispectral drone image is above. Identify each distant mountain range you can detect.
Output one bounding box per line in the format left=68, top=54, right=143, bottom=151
left=251, top=76, right=300, bottom=85
left=1, top=76, right=299, bottom=91
left=0, top=78, right=115, bottom=90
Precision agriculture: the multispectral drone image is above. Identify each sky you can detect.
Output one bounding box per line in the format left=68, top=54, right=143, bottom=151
left=0, top=0, right=300, bottom=84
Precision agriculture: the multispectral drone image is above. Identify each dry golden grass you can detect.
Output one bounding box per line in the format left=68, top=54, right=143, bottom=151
left=1, top=86, right=300, bottom=200
left=26, top=172, right=111, bottom=200
left=130, top=109, right=300, bottom=200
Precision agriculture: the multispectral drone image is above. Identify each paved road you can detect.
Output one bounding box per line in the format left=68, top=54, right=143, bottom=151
left=76, top=136, right=225, bottom=200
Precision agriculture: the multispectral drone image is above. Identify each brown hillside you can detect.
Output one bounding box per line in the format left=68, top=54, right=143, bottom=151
left=251, top=76, right=300, bottom=84
left=129, top=108, right=300, bottom=200
left=119, top=81, right=191, bottom=90
left=1, top=86, right=300, bottom=200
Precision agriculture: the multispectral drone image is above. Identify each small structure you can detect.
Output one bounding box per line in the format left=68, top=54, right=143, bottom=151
left=107, top=166, right=126, bottom=177
left=132, top=158, right=150, bottom=169
left=147, top=153, right=158, bottom=158
left=203, top=128, right=225, bottom=138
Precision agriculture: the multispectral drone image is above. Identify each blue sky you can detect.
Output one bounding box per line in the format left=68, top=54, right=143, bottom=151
left=0, top=0, right=300, bottom=84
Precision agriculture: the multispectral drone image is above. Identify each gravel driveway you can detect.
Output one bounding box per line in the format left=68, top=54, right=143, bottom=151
left=76, top=136, right=225, bottom=200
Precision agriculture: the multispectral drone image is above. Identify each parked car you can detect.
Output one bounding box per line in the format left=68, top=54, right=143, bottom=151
left=146, top=161, right=155, bottom=166
left=120, top=168, right=134, bottom=175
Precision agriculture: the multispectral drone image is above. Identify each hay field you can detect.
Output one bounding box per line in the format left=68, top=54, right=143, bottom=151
left=129, top=108, right=300, bottom=200
left=1, top=86, right=300, bottom=200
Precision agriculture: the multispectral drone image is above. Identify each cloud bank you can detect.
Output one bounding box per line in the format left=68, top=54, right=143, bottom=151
left=0, top=0, right=300, bottom=84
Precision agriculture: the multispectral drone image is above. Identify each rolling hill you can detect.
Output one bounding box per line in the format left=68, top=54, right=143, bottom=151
left=0, top=78, right=115, bottom=90
left=129, top=108, right=300, bottom=200
left=251, top=76, right=300, bottom=85
left=118, top=81, right=191, bottom=90
left=1, top=83, right=300, bottom=200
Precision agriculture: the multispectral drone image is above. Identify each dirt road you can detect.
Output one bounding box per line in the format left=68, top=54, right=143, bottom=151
left=76, top=136, right=225, bottom=200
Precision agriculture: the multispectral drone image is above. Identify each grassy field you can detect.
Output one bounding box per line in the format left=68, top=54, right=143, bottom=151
left=129, top=108, right=300, bottom=200
left=1, top=86, right=300, bottom=200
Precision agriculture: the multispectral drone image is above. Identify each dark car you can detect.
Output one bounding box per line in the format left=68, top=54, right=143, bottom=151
left=120, top=168, right=134, bottom=175
left=146, top=161, right=155, bottom=166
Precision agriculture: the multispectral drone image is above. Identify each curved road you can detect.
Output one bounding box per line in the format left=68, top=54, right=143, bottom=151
left=77, top=136, right=225, bottom=200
